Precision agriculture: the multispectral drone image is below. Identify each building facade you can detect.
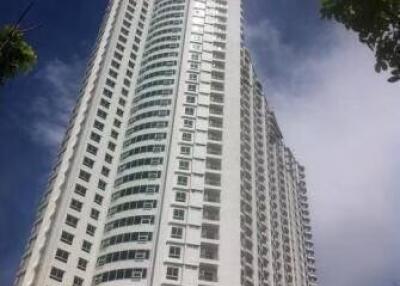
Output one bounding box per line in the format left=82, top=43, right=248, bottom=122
left=14, top=1, right=317, bottom=286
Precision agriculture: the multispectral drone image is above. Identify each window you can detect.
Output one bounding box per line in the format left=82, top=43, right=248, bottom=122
left=204, top=189, right=220, bottom=203
left=72, top=276, right=83, bottom=286
left=90, top=132, right=101, bottom=143
left=74, top=184, right=87, bottom=197
left=208, top=129, right=222, bottom=141
left=206, top=158, right=222, bottom=170
left=116, top=108, right=124, bottom=117
left=86, top=224, right=96, bottom=236
left=97, top=109, right=108, bottom=119
left=177, top=176, right=188, bottom=186
left=60, top=231, right=74, bottom=245
left=138, top=232, right=151, bottom=241
left=183, top=119, right=194, bottom=128
left=111, top=130, right=119, bottom=139
left=106, top=78, right=115, bottom=88
left=126, top=69, right=133, bottom=79
left=100, top=98, right=111, bottom=109
left=123, top=78, right=131, bottom=87
left=199, top=264, right=218, bottom=282
left=188, top=73, right=198, bottom=81
left=173, top=209, right=185, bottom=221
left=94, top=194, right=104, bottom=205
left=205, top=173, right=221, bottom=186
left=180, top=146, right=191, bottom=155
left=105, top=153, right=113, bottom=163
left=186, top=96, right=196, bottom=105
left=65, top=214, right=78, bottom=228
left=179, top=160, right=190, bottom=170
left=122, top=87, right=129, bottom=97
left=83, top=157, right=95, bottom=168
left=182, top=133, right=192, bottom=142
left=55, top=248, right=69, bottom=263
left=135, top=250, right=147, bottom=259
left=98, top=179, right=107, bottom=191
left=207, top=143, right=222, bottom=155
left=103, top=88, right=113, bottom=98
left=111, top=60, right=120, bottom=70
left=108, top=142, right=116, bottom=151
left=87, top=144, right=98, bottom=155
left=143, top=201, right=154, bottom=209
left=91, top=209, right=100, bottom=220
left=77, top=258, right=88, bottom=271
left=93, top=120, right=105, bottom=131
left=169, top=246, right=181, bottom=258
left=203, top=206, right=220, bottom=221
left=188, top=84, right=197, bottom=92
left=82, top=240, right=92, bottom=253
left=171, top=226, right=183, bottom=239
left=79, top=170, right=91, bottom=182
left=114, top=51, right=123, bottom=60
left=50, top=267, right=64, bottom=282
left=200, top=243, right=219, bottom=260
left=175, top=192, right=186, bottom=202
left=73, top=276, right=84, bottom=286
left=70, top=199, right=83, bottom=212
left=166, top=267, right=179, bottom=280
left=190, top=52, right=201, bottom=60
left=185, top=107, right=195, bottom=116
left=114, top=119, right=122, bottom=128
left=116, top=43, right=125, bottom=52
left=190, top=62, right=199, bottom=70
left=101, top=166, right=110, bottom=177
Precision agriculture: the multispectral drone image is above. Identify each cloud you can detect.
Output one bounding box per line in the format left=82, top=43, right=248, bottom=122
left=247, top=21, right=400, bottom=286
left=30, top=58, right=84, bottom=148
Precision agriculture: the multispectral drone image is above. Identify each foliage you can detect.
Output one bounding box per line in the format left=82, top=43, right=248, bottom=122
left=321, top=0, right=400, bottom=82
left=0, top=25, right=37, bottom=86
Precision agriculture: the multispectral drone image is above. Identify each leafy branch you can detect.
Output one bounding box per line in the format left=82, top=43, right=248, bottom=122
left=321, top=0, right=400, bottom=82
left=0, top=1, right=38, bottom=86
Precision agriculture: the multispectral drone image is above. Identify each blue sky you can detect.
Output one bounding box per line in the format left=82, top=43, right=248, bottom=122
left=1, top=1, right=400, bottom=286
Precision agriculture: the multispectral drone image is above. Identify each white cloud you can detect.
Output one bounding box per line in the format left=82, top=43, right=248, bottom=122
left=30, top=58, right=83, bottom=148
left=248, top=22, right=400, bottom=286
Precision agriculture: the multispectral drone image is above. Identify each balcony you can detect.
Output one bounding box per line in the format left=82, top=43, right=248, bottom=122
left=204, top=189, right=220, bottom=203
left=199, top=263, right=218, bottom=282
left=200, top=243, right=218, bottom=260
left=203, top=206, right=220, bottom=221
left=201, top=224, right=219, bottom=240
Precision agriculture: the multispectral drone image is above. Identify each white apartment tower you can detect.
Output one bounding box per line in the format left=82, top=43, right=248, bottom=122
left=14, top=0, right=318, bottom=286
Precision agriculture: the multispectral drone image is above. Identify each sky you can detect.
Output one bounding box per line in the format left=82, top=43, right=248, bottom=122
left=0, top=1, right=399, bottom=286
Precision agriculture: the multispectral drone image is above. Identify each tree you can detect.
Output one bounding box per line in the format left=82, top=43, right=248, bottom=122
left=321, top=0, right=400, bottom=82
left=0, top=25, right=37, bottom=86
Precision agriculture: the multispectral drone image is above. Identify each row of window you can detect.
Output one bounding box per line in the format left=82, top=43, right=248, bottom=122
left=133, top=88, right=173, bottom=103
left=108, top=199, right=157, bottom=215
left=111, top=184, right=160, bottom=201
left=130, top=98, right=171, bottom=114
left=97, top=249, right=150, bottom=266
left=115, top=170, right=161, bottom=186
left=93, top=268, right=147, bottom=285
left=101, top=232, right=153, bottom=248
left=105, top=215, right=155, bottom=233
left=125, top=121, right=168, bottom=136
left=120, top=144, right=165, bottom=160
left=118, top=156, right=164, bottom=172
left=123, top=132, right=167, bottom=148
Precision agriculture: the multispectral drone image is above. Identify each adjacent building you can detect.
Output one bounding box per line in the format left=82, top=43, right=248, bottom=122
left=14, top=0, right=318, bottom=286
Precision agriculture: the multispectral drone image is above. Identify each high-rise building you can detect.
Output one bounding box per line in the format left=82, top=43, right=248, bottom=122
left=14, top=0, right=318, bottom=286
